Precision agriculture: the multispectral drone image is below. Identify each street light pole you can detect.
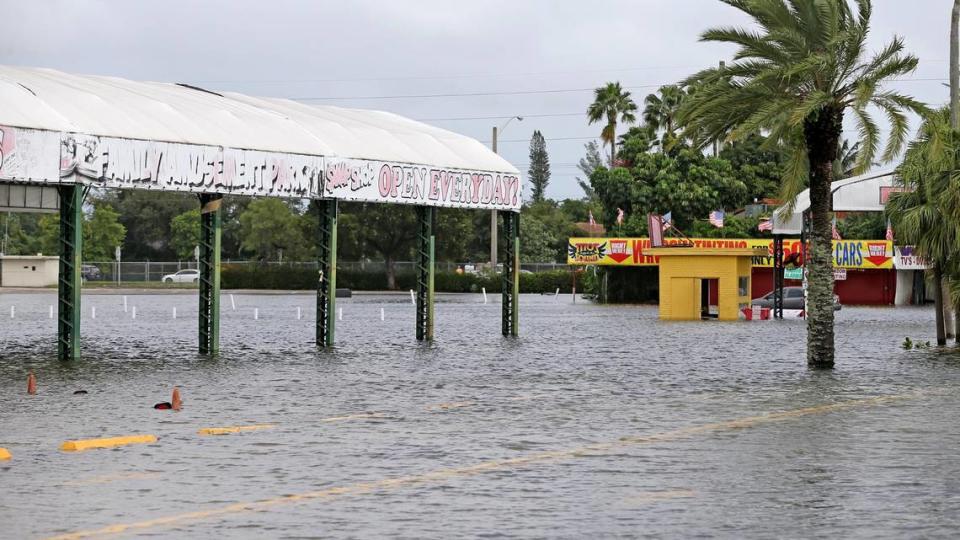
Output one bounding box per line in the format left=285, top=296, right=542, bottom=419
left=490, top=116, right=522, bottom=270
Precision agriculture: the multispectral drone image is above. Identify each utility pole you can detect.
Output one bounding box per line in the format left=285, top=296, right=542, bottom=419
left=951, top=0, right=959, bottom=341
left=490, top=116, right=522, bottom=271
left=491, top=126, right=498, bottom=270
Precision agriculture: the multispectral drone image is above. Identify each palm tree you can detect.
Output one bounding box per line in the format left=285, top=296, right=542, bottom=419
left=643, top=85, right=686, bottom=139
left=679, top=0, right=928, bottom=368
left=887, top=109, right=959, bottom=345
left=587, top=82, right=637, bottom=166
left=834, top=140, right=861, bottom=179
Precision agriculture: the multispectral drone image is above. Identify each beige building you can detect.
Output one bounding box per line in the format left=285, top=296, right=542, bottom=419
left=1, top=256, right=59, bottom=287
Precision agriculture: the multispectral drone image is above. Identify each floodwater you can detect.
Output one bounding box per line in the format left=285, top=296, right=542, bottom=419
left=2, top=291, right=960, bottom=539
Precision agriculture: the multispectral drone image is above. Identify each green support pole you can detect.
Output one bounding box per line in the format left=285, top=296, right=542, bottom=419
left=501, top=211, right=520, bottom=337
left=317, top=199, right=338, bottom=348
left=415, top=206, right=435, bottom=341
left=57, top=184, right=85, bottom=361
left=198, top=194, right=222, bottom=355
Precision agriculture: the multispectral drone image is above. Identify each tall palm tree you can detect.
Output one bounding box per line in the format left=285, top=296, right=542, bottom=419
left=587, top=82, right=637, bottom=166
left=679, top=0, right=927, bottom=368
left=887, top=108, right=959, bottom=345
left=643, top=85, right=686, bottom=139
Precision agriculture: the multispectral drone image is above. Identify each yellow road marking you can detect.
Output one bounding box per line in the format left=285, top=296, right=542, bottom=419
left=62, top=472, right=161, bottom=487
left=60, top=435, right=157, bottom=452
left=425, top=401, right=475, bottom=411
left=319, top=412, right=384, bottom=422
left=198, top=424, right=276, bottom=436
left=0, top=447, right=11, bottom=460
left=44, top=392, right=921, bottom=540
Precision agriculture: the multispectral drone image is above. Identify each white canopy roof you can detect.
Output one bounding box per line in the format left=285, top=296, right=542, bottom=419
left=772, top=169, right=897, bottom=234
left=0, top=65, right=521, bottom=210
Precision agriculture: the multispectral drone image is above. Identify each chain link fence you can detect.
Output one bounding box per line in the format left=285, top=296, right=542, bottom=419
left=82, top=260, right=569, bottom=283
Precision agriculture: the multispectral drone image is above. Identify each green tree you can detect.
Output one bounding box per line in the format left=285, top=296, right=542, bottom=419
left=519, top=213, right=556, bottom=262
left=576, top=140, right=604, bottom=200
left=679, top=0, right=927, bottom=368
left=888, top=108, right=959, bottom=345
left=348, top=203, right=418, bottom=289
left=719, top=134, right=785, bottom=202
left=239, top=198, right=308, bottom=262
left=170, top=208, right=201, bottom=260
left=587, top=82, right=637, bottom=165
left=83, top=202, right=126, bottom=261
left=591, top=149, right=747, bottom=232
left=617, top=125, right=656, bottom=167
left=101, top=191, right=195, bottom=260
left=37, top=214, right=59, bottom=255
left=643, top=85, right=686, bottom=141
left=527, top=130, right=551, bottom=203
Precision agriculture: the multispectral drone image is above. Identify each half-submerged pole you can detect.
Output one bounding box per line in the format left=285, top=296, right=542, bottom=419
left=57, top=184, right=85, bottom=360
left=415, top=206, right=435, bottom=341
left=316, top=199, right=338, bottom=347
left=198, top=193, right=222, bottom=355
left=501, top=211, right=520, bottom=336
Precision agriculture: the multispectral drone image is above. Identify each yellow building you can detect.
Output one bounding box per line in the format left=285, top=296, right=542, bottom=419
left=646, top=246, right=765, bottom=321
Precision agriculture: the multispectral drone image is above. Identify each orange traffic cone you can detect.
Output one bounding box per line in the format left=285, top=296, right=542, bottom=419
left=171, top=387, right=182, bottom=411
left=27, top=371, right=37, bottom=395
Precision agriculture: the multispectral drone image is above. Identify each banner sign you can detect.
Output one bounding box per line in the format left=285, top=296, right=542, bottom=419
left=893, top=246, right=928, bottom=270
left=0, top=126, right=60, bottom=183
left=567, top=237, right=894, bottom=270
left=0, top=126, right=522, bottom=210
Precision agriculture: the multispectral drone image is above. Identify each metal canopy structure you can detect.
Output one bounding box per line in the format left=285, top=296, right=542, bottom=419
left=771, top=169, right=897, bottom=234
left=768, top=169, right=896, bottom=319
left=0, top=65, right=522, bottom=359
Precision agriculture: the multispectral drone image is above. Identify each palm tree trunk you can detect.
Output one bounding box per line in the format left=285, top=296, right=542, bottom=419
left=610, top=121, right=617, bottom=166
left=804, top=108, right=842, bottom=368
left=933, top=263, right=947, bottom=345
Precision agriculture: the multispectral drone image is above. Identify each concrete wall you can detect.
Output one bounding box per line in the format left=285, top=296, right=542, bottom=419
left=1, top=256, right=58, bottom=287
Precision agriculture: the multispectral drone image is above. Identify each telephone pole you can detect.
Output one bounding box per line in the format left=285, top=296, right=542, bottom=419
left=490, top=116, right=522, bottom=270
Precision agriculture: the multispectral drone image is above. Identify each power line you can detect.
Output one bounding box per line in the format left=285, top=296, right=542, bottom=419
left=415, top=112, right=584, bottom=122
left=289, top=77, right=947, bottom=102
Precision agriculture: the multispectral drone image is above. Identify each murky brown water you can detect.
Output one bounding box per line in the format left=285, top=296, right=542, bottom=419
left=1, top=292, right=959, bottom=539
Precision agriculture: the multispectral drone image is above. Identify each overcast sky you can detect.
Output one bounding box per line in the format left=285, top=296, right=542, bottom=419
left=0, top=1, right=952, bottom=200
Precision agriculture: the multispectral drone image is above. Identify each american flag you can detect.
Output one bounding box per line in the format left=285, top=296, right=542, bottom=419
left=885, top=219, right=894, bottom=242
left=662, top=211, right=672, bottom=231
left=616, top=208, right=624, bottom=225
left=758, top=219, right=773, bottom=232
left=708, top=210, right=724, bottom=228
left=588, top=210, right=595, bottom=227
left=832, top=219, right=842, bottom=240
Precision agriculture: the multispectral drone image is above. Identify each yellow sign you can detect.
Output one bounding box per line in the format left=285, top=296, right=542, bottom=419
left=567, top=238, right=894, bottom=269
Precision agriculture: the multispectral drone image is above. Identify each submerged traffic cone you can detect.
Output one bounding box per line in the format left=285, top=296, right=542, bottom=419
left=171, top=387, right=182, bottom=411
left=27, top=372, right=36, bottom=395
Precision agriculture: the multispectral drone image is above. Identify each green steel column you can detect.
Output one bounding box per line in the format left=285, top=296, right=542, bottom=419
left=316, top=199, right=338, bottom=348
left=57, top=185, right=85, bottom=361
left=511, top=212, right=520, bottom=336
left=501, top=211, right=520, bottom=336
left=416, top=206, right=435, bottom=341
left=198, top=194, right=223, bottom=355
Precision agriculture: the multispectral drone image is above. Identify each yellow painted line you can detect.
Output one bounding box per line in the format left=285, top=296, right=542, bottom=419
left=62, top=472, right=161, bottom=487
left=44, top=392, right=922, bottom=540
left=198, top=424, right=276, bottom=436
left=319, top=412, right=384, bottom=423
left=425, top=401, right=475, bottom=411
left=60, top=435, right=157, bottom=452
left=0, top=447, right=10, bottom=460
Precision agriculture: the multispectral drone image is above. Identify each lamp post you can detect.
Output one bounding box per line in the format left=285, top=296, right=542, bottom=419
left=490, top=115, right=522, bottom=270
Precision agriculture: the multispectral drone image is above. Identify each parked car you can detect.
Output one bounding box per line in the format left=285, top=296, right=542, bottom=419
left=80, top=264, right=102, bottom=281
left=752, top=286, right=841, bottom=311
left=162, top=269, right=200, bottom=283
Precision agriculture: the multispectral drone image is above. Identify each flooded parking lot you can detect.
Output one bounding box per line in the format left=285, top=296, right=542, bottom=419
left=2, top=292, right=959, bottom=539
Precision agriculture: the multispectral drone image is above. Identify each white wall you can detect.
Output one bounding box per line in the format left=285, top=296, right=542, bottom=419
left=1, top=256, right=58, bottom=287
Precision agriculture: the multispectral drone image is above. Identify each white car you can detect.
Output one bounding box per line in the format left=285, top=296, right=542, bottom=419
left=162, top=269, right=200, bottom=283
